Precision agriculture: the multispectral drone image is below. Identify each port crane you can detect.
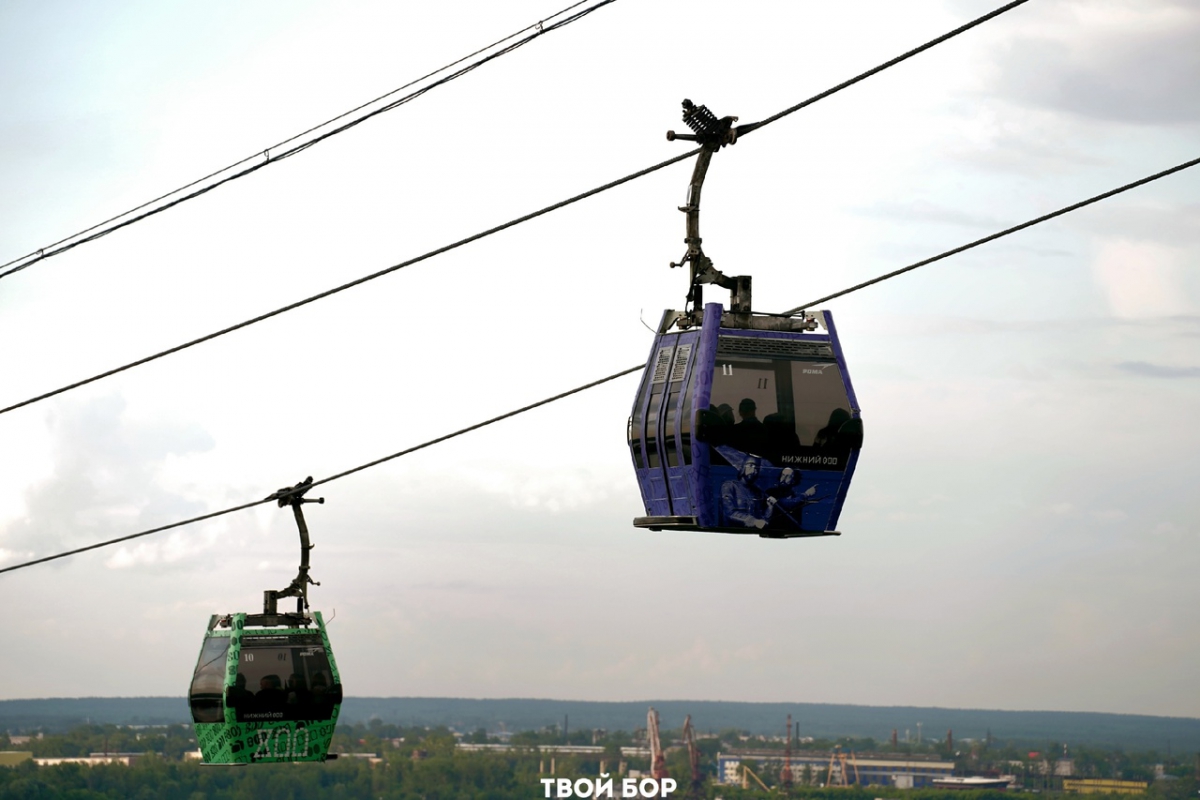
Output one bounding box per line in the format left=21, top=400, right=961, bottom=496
left=742, top=764, right=771, bottom=792
left=682, top=714, right=703, bottom=798
left=648, top=707, right=670, bottom=782
left=826, top=744, right=860, bottom=787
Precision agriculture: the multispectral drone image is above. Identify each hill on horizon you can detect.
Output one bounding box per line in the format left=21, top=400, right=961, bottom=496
left=2, top=697, right=1196, bottom=752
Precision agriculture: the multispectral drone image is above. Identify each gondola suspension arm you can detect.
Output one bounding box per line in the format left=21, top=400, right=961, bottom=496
left=262, top=476, right=325, bottom=619
left=667, top=99, right=762, bottom=321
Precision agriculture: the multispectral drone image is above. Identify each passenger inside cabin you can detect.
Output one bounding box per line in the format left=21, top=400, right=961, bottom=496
left=732, top=398, right=770, bottom=456
left=813, top=408, right=850, bottom=448
left=716, top=403, right=734, bottom=427
left=226, top=673, right=253, bottom=708
left=696, top=404, right=733, bottom=446
left=763, top=411, right=801, bottom=458
left=256, top=674, right=286, bottom=710
left=286, top=673, right=310, bottom=706
left=813, top=408, right=862, bottom=450
left=311, top=673, right=331, bottom=705
left=736, top=397, right=760, bottom=426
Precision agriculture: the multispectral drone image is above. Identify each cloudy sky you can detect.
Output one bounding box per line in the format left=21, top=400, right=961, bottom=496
left=1, top=0, right=1197, bottom=720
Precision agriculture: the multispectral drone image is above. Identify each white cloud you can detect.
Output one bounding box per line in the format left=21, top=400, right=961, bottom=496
left=104, top=524, right=226, bottom=570
left=1091, top=238, right=1193, bottom=318
left=984, top=0, right=1200, bottom=125
left=0, top=395, right=217, bottom=564
left=0, top=547, right=25, bottom=567
left=454, top=463, right=627, bottom=513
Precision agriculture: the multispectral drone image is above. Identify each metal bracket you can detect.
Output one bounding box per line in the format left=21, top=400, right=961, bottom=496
left=262, top=476, right=325, bottom=619
left=666, top=99, right=763, bottom=322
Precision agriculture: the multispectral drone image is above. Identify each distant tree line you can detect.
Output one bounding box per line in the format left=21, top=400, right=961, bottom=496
left=2, top=720, right=1197, bottom=799
left=7, top=698, right=1199, bottom=751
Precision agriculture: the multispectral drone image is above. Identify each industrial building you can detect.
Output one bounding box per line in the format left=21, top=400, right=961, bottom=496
left=716, top=751, right=956, bottom=787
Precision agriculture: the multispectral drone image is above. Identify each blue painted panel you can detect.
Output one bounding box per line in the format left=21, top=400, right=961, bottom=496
left=632, top=302, right=862, bottom=533
left=824, top=311, right=861, bottom=416
left=709, top=445, right=843, bottom=532
left=827, top=446, right=860, bottom=529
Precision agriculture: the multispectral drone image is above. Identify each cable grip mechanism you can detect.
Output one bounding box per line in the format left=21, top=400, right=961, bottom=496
left=665, top=100, right=762, bottom=324
left=261, top=476, right=325, bottom=622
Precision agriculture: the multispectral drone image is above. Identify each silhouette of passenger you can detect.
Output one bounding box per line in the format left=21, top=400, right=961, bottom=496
left=763, top=411, right=801, bottom=460
left=813, top=408, right=851, bottom=449
left=837, top=416, right=864, bottom=449
left=226, top=673, right=253, bottom=710
left=733, top=398, right=770, bottom=455
left=286, top=673, right=311, bottom=707
left=737, top=398, right=760, bottom=426
left=697, top=403, right=738, bottom=465
left=256, top=674, right=286, bottom=711
left=696, top=404, right=734, bottom=444
left=721, top=457, right=770, bottom=529
left=716, top=403, right=735, bottom=427
left=311, top=673, right=332, bottom=707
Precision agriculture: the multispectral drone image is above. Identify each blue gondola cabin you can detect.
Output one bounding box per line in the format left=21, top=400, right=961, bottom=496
left=629, top=302, right=862, bottom=538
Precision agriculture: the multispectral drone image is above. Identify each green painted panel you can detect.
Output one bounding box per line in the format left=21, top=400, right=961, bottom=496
left=192, top=611, right=342, bottom=764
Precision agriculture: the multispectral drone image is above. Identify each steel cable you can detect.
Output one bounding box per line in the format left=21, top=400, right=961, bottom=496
left=7, top=149, right=1200, bottom=575
left=0, top=0, right=1057, bottom=574
left=0, top=0, right=1029, bottom=418
left=0, top=0, right=615, bottom=281
left=0, top=366, right=641, bottom=575
left=4, top=151, right=1197, bottom=576
left=781, top=155, right=1200, bottom=314
left=0, top=149, right=699, bottom=418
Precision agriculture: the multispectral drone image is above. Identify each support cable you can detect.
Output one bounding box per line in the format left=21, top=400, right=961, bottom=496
left=0, top=0, right=615, bottom=282
left=3, top=152, right=1196, bottom=577
left=0, top=0, right=1027, bottom=417
left=0, top=150, right=698, bottom=418
left=0, top=365, right=642, bottom=576
left=742, top=0, right=1031, bottom=138
left=781, top=155, right=1200, bottom=315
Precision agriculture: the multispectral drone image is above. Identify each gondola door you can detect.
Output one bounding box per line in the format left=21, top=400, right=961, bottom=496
left=631, top=322, right=703, bottom=518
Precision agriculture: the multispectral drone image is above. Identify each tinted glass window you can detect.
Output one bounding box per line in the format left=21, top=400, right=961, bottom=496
left=700, top=336, right=862, bottom=469
left=627, top=417, right=643, bottom=469
left=189, top=636, right=230, bottom=724
left=645, top=390, right=663, bottom=468
left=229, top=634, right=337, bottom=722
left=630, top=376, right=649, bottom=471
